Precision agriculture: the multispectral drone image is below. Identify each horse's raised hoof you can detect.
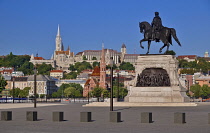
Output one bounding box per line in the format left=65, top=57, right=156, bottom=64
left=140, top=46, right=144, bottom=49
left=159, top=50, right=162, bottom=53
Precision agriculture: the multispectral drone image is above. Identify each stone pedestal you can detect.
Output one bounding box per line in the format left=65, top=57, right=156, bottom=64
left=1, top=111, right=12, bottom=121
left=110, top=112, right=121, bottom=122
left=26, top=111, right=37, bottom=121
left=125, top=55, right=190, bottom=103
left=174, top=112, right=186, bottom=124
left=52, top=112, right=63, bottom=122
left=141, top=112, right=152, bottom=123
left=208, top=113, right=210, bottom=124
left=80, top=112, right=91, bottom=122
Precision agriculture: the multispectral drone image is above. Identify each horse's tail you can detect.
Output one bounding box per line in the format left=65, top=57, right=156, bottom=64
left=170, top=28, right=181, bottom=46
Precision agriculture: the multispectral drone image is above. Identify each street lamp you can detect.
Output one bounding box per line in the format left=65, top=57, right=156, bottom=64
left=87, top=84, right=90, bottom=103
left=110, top=57, right=114, bottom=111
left=34, top=65, right=37, bottom=108
left=117, top=72, right=119, bottom=102
left=12, top=76, right=15, bottom=103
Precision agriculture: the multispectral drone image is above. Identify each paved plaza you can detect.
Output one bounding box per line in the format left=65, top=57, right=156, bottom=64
left=0, top=102, right=210, bottom=133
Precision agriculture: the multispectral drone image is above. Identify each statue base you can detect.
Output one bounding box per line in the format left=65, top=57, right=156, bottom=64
left=124, top=55, right=190, bottom=103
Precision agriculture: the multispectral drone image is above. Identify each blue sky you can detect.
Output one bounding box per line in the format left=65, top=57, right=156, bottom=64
left=0, top=0, right=210, bottom=59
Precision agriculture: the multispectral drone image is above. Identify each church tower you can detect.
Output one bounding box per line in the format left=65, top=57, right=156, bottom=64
left=121, top=43, right=127, bottom=54
left=55, top=25, right=62, bottom=51
left=99, top=44, right=106, bottom=89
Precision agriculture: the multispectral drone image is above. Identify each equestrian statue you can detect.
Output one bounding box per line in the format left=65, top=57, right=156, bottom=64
left=139, top=12, right=181, bottom=54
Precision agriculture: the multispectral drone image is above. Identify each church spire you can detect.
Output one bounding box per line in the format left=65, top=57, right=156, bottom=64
left=55, top=24, right=62, bottom=51
left=57, top=24, right=60, bottom=37
left=99, top=43, right=106, bottom=89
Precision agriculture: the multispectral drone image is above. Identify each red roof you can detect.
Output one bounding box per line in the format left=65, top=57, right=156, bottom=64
left=34, top=57, right=45, bottom=60
left=50, top=70, right=63, bottom=73
left=91, top=66, right=100, bottom=76
left=177, top=55, right=197, bottom=60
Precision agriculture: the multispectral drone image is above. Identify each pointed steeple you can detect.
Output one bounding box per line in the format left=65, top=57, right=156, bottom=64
left=55, top=24, right=62, bottom=51
left=99, top=43, right=106, bottom=89
left=51, top=54, right=54, bottom=60
left=67, top=45, right=70, bottom=51
left=57, top=24, right=60, bottom=37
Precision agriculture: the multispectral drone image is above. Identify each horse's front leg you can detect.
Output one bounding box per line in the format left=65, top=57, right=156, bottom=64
left=140, top=39, right=146, bottom=49
left=146, top=40, right=151, bottom=54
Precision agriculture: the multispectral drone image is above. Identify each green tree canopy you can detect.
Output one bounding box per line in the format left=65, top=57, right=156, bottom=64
left=92, top=86, right=103, bottom=101
left=119, top=62, right=135, bottom=70
left=10, top=88, right=21, bottom=98
left=63, top=72, right=77, bottom=79
left=200, top=84, right=210, bottom=98
left=53, top=83, right=83, bottom=98
left=190, top=84, right=201, bottom=98
left=0, top=75, right=7, bottom=93
left=19, top=87, right=31, bottom=98
left=93, top=61, right=100, bottom=68
left=92, top=57, right=97, bottom=60
left=18, top=62, right=34, bottom=75
left=0, top=52, right=30, bottom=68
left=71, top=61, right=92, bottom=73
left=83, top=55, right=87, bottom=60
left=37, top=63, right=53, bottom=75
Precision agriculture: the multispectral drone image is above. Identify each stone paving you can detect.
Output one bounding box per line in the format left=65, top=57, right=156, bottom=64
left=0, top=102, right=210, bottom=133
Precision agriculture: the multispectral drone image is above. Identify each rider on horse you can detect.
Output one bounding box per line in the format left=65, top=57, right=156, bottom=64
left=151, top=12, right=163, bottom=42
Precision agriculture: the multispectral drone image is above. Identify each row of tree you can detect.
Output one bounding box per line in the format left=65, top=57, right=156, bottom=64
left=52, top=83, right=83, bottom=98
left=66, top=61, right=134, bottom=79
left=179, top=58, right=210, bottom=74
left=0, top=52, right=53, bottom=75
left=190, top=84, right=210, bottom=99
left=51, top=82, right=128, bottom=100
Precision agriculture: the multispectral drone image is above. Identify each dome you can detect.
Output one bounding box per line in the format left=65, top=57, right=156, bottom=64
left=121, top=43, right=126, bottom=48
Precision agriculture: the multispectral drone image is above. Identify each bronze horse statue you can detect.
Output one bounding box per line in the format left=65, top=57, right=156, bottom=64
left=139, top=21, right=181, bottom=54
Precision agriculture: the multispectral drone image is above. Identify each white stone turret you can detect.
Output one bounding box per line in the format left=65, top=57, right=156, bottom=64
left=55, top=25, right=62, bottom=51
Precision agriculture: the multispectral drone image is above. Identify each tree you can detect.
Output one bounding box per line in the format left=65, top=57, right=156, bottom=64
left=180, top=68, right=196, bottom=74
left=19, top=87, right=30, bottom=98
left=40, top=94, right=45, bottom=98
left=92, top=86, right=103, bottom=101
left=68, top=83, right=83, bottom=95
left=37, top=63, right=53, bottom=75
left=55, top=83, right=83, bottom=98
left=0, top=75, right=7, bottom=93
left=92, top=57, right=97, bottom=60
left=18, top=62, right=34, bottom=75
left=83, top=55, right=87, bottom=60
left=69, top=64, right=76, bottom=72
left=102, top=90, right=109, bottom=98
left=119, top=62, right=135, bottom=70
left=190, top=84, right=201, bottom=98
left=73, top=61, right=92, bottom=73
left=92, top=61, right=100, bottom=68
left=10, top=88, right=21, bottom=98
left=63, top=72, right=77, bottom=79
left=52, top=92, right=59, bottom=98
left=64, top=87, right=76, bottom=98
left=200, top=84, right=210, bottom=99
left=113, top=85, right=128, bottom=98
